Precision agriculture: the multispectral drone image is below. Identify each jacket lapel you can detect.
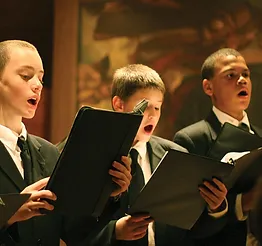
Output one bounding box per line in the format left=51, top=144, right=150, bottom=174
left=251, top=125, right=262, bottom=137
left=27, top=135, right=46, bottom=182
left=147, top=137, right=167, bottom=172
left=205, top=110, right=222, bottom=141
left=0, top=141, right=26, bottom=191
left=206, top=111, right=262, bottom=139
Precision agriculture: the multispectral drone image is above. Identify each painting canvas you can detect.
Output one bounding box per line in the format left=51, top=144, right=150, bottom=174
left=77, top=0, right=262, bottom=140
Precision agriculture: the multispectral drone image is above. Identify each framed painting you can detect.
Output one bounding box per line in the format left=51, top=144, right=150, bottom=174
left=52, top=0, right=262, bottom=143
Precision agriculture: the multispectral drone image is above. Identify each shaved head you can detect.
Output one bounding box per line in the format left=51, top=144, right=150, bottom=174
left=0, top=40, right=37, bottom=77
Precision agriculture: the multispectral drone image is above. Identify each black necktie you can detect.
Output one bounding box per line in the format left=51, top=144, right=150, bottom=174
left=17, top=136, right=33, bottom=185
left=129, top=148, right=145, bottom=205
left=238, top=122, right=250, bottom=132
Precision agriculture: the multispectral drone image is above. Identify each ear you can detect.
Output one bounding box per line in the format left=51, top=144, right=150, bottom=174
left=202, top=79, right=213, bottom=96
left=112, top=96, right=124, bottom=112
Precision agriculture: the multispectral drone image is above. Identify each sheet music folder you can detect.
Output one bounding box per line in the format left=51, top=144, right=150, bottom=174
left=207, top=122, right=262, bottom=193
left=45, top=106, right=143, bottom=218
left=207, top=122, right=262, bottom=160
left=128, top=149, right=233, bottom=230
left=223, top=147, right=262, bottom=193
left=0, top=193, right=30, bottom=228
left=129, top=146, right=262, bottom=229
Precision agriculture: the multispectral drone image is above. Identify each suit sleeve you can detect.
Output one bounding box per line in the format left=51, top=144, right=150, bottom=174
left=78, top=195, right=129, bottom=246
left=86, top=220, right=118, bottom=246
left=0, top=224, right=19, bottom=246
left=173, top=131, right=196, bottom=153
left=62, top=199, right=120, bottom=246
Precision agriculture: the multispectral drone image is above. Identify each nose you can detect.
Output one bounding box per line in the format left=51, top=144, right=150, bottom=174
left=147, top=108, right=157, bottom=119
left=31, top=79, right=43, bottom=93
left=237, top=75, right=247, bottom=86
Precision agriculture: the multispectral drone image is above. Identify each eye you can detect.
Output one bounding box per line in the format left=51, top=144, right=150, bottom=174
left=226, top=73, right=235, bottom=79
left=20, top=74, right=31, bottom=81
left=155, top=107, right=160, bottom=111
left=242, top=72, right=250, bottom=78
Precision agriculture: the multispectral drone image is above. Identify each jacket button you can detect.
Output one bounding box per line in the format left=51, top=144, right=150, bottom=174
left=37, top=239, right=42, bottom=246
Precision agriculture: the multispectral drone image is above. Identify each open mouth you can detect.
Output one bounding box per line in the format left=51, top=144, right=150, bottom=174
left=238, top=90, right=248, bottom=97
left=144, top=124, right=153, bottom=133
left=28, top=98, right=37, bottom=106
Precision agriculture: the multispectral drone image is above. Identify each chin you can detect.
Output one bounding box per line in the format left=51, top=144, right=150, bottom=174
left=23, top=113, right=35, bottom=119
left=137, top=134, right=151, bottom=143
left=239, top=103, right=249, bottom=112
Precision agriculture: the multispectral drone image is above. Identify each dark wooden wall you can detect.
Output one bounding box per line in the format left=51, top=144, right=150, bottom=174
left=0, top=0, right=54, bottom=140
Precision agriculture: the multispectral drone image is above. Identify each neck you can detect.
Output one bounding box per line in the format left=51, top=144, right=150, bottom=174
left=0, top=113, right=22, bottom=135
left=132, top=139, right=139, bottom=147
left=214, top=106, right=244, bottom=122
left=224, top=111, right=244, bottom=122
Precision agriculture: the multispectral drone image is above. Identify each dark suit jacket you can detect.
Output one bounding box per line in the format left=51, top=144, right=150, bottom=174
left=173, top=111, right=262, bottom=246
left=0, top=134, right=120, bottom=246
left=251, top=177, right=262, bottom=244
left=88, top=135, right=194, bottom=246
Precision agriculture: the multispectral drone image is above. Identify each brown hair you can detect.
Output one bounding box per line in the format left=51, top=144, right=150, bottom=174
left=111, top=64, right=165, bottom=101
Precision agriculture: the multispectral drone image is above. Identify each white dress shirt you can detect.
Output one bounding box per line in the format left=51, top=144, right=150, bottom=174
left=132, top=141, right=155, bottom=246
left=0, top=123, right=28, bottom=178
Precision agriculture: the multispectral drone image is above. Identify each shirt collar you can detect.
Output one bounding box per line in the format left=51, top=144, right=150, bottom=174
left=212, top=106, right=251, bottom=129
left=0, top=122, right=27, bottom=151
left=132, top=141, right=147, bottom=160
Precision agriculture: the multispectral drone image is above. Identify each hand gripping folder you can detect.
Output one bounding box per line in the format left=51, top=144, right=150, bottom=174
left=0, top=193, right=30, bottom=228
left=45, top=100, right=148, bottom=218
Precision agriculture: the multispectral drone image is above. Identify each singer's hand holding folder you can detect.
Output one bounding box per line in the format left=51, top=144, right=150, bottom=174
left=45, top=105, right=144, bottom=218
left=0, top=193, right=30, bottom=228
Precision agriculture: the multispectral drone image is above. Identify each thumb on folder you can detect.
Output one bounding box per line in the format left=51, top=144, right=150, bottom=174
left=115, top=213, right=154, bottom=241
left=109, top=156, right=132, bottom=197
left=7, top=178, right=57, bottom=226
left=199, top=178, right=228, bottom=212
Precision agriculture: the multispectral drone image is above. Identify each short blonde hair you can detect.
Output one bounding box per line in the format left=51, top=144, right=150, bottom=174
left=0, top=40, right=37, bottom=76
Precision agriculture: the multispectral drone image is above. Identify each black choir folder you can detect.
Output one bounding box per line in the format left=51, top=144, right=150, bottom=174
left=207, top=122, right=262, bottom=160
left=128, top=147, right=262, bottom=230
left=0, top=194, right=30, bottom=228
left=45, top=105, right=143, bottom=218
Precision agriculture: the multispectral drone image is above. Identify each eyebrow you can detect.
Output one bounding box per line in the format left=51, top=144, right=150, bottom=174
left=222, top=68, right=250, bottom=73
left=19, top=65, right=44, bottom=74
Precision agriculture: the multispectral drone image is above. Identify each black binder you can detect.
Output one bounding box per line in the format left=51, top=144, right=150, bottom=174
left=128, top=149, right=233, bottom=230
left=223, top=147, right=262, bottom=193
left=0, top=193, right=30, bottom=228
left=207, top=122, right=262, bottom=160
left=45, top=106, right=143, bottom=217
left=129, top=146, right=262, bottom=229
